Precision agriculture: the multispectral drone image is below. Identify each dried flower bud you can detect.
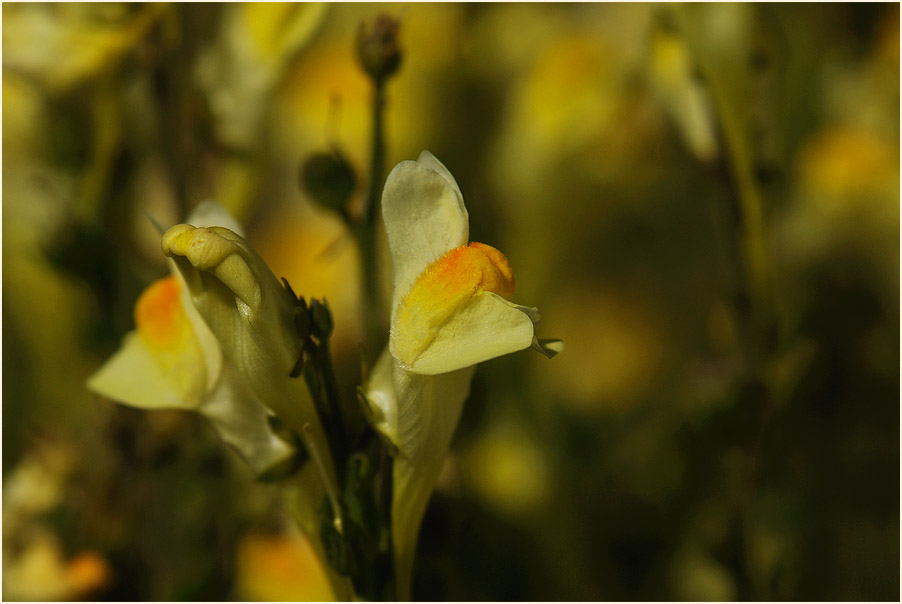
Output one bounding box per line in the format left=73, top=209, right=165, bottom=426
left=356, top=14, right=402, bottom=83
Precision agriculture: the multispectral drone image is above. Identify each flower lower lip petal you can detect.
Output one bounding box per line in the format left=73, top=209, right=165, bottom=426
left=401, top=292, right=537, bottom=375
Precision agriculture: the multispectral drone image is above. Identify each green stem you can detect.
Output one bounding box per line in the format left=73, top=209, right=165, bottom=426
left=317, top=340, right=350, bottom=468
left=363, top=80, right=385, bottom=227
left=356, top=80, right=389, bottom=366
left=304, top=342, right=350, bottom=481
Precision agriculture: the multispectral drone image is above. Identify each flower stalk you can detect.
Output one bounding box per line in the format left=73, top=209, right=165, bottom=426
left=355, top=14, right=402, bottom=365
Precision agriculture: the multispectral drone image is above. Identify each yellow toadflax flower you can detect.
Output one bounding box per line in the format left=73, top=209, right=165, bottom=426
left=364, top=151, right=561, bottom=598
left=157, top=203, right=353, bottom=601
left=87, top=202, right=296, bottom=477
left=92, top=200, right=349, bottom=600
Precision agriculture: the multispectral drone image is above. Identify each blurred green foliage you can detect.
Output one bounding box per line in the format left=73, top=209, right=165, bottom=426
left=2, top=2, right=898, bottom=601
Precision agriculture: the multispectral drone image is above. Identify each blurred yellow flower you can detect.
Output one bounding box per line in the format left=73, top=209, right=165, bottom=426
left=235, top=530, right=334, bottom=602
left=488, top=22, right=661, bottom=209
left=797, top=127, right=898, bottom=203
left=539, top=286, right=663, bottom=415
left=3, top=440, right=112, bottom=601
left=2, top=3, right=163, bottom=93
left=479, top=12, right=664, bottom=299
left=196, top=2, right=328, bottom=150
left=781, top=125, right=899, bottom=285
left=2, top=533, right=111, bottom=602
left=464, top=417, right=551, bottom=519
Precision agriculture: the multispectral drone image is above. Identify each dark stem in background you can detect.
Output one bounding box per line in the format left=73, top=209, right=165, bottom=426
left=157, top=5, right=217, bottom=219
left=673, top=4, right=781, bottom=599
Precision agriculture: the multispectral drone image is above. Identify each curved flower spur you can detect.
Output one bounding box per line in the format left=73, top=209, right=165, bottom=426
left=364, top=151, right=562, bottom=598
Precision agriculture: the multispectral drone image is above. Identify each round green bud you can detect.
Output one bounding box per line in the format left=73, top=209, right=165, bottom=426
left=300, top=150, right=357, bottom=215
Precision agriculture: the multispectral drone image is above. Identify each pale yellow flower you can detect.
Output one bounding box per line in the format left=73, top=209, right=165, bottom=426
left=157, top=204, right=349, bottom=601
left=87, top=202, right=296, bottom=477
left=159, top=216, right=330, bottom=472
left=364, top=152, right=560, bottom=598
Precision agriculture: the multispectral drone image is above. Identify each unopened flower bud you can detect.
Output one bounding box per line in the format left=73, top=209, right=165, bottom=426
left=355, top=14, right=402, bottom=83
left=309, top=298, right=334, bottom=341
left=301, top=150, right=357, bottom=216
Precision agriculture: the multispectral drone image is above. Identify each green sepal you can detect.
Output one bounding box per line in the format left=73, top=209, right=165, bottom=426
left=310, top=298, right=334, bottom=341
left=256, top=416, right=309, bottom=482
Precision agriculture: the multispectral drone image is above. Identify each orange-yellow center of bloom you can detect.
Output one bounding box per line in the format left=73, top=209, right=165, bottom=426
left=135, top=276, right=191, bottom=350
left=133, top=275, right=208, bottom=401
left=402, top=242, right=515, bottom=312
left=392, top=242, right=515, bottom=367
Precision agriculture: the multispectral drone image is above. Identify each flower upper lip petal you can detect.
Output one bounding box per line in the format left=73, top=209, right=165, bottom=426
left=414, top=149, right=464, bottom=202
left=382, top=152, right=469, bottom=314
